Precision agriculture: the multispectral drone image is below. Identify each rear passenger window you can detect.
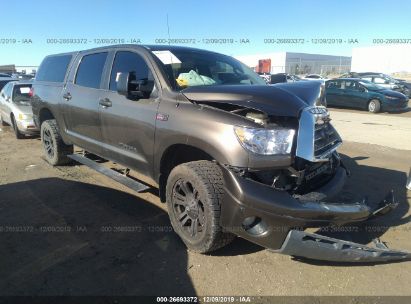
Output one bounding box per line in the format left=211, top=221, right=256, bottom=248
left=75, top=52, right=108, bottom=89
left=0, top=80, right=10, bottom=91
left=109, top=51, right=152, bottom=91
left=36, top=55, right=72, bottom=82
left=327, top=80, right=341, bottom=89
left=343, top=81, right=358, bottom=90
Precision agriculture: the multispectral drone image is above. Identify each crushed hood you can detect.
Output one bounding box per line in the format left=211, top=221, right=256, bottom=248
left=181, top=81, right=325, bottom=117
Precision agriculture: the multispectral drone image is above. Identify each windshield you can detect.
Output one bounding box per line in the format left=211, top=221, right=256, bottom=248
left=359, top=80, right=385, bottom=91
left=12, top=84, right=32, bottom=104
left=382, top=74, right=399, bottom=83
left=152, top=49, right=267, bottom=90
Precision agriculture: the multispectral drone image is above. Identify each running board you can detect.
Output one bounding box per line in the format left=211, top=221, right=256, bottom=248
left=68, top=154, right=150, bottom=193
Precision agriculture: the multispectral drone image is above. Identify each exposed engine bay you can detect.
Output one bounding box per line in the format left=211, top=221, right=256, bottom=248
left=211, top=104, right=342, bottom=197
left=181, top=81, right=409, bottom=263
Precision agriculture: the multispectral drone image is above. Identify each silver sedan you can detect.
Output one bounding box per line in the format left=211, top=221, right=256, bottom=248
left=0, top=81, right=39, bottom=139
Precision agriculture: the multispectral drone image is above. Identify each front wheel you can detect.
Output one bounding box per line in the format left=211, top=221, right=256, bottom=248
left=166, top=160, right=235, bottom=253
left=11, top=115, right=24, bottom=139
left=368, top=99, right=381, bottom=113
left=41, top=119, right=73, bottom=165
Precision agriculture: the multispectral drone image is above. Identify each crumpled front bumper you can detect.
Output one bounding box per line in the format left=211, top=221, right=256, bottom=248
left=274, top=229, right=411, bottom=263
left=220, top=166, right=410, bottom=263
left=16, top=119, right=39, bottom=134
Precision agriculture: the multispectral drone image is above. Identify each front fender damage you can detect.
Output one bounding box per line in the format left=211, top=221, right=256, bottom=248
left=221, top=165, right=410, bottom=263
left=278, top=192, right=410, bottom=263
left=275, top=191, right=410, bottom=263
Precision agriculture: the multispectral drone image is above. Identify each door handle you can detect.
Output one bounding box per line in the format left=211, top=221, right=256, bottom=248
left=99, top=98, right=112, bottom=108
left=62, top=92, right=72, bottom=101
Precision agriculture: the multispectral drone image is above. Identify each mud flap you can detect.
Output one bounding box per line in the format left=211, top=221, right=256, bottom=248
left=274, top=229, right=411, bottom=263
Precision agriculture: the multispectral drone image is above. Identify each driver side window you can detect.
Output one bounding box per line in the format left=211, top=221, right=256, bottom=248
left=109, top=51, right=154, bottom=93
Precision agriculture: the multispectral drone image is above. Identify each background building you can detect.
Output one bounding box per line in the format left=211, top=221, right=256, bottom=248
left=351, top=45, right=411, bottom=74
left=0, top=64, right=38, bottom=75
left=235, top=52, right=351, bottom=75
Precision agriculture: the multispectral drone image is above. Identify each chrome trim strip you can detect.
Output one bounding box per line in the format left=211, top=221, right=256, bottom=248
left=296, top=106, right=342, bottom=162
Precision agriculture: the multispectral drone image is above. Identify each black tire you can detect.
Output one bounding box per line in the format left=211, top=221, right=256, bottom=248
left=11, top=115, right=24, bottom=139
left=0, top=114, right=7, bottom=126
left=41, top=119, right=73, bottom=165
left=368, top=99, right=381, bottom=113
left=166, top=160, right=235, bottom=253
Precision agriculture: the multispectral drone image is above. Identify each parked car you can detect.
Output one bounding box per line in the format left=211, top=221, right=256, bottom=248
left=269, top=73, right=303, bottom=84
left=303, top=74, right=328, bottom=84
left=257, top=72, right=271, bottom=83
left=326, top=78, right=409, bottom=113
left=30, top=45, right=409, bottom=262
left=342, top=72, right=410, bottom=97
left=304, top=74, right=326, bottom=80
left=11, top=72, right=35, bottom=80
left=0, top=76, right=16, bottom=91
left=0, top=81, right=38, bottom=138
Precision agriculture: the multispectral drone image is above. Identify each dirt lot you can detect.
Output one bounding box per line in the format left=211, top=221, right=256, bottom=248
left=0, top=112, right=410, bottom=296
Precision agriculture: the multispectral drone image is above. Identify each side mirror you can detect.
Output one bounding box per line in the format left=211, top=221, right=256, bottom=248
left=117, top=72, right=154, bottom=99
left=359, top=87, right=366, bottom=92
left=5, top=96, right=10, bottom=102
left=116, top=72, right=129, bottom=97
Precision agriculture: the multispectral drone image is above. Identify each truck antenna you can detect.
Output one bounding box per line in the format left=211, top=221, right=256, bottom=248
left=166, top=14, right=171, bottom=45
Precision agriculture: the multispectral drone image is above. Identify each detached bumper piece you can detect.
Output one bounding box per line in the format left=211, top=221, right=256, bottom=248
left=275, top=229, right=411, bottom=263
left=370, top=190, right=398, bottom=217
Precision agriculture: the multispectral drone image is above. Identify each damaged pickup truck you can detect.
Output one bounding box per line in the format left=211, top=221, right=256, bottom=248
left=31, top=45, right=410, bottom=262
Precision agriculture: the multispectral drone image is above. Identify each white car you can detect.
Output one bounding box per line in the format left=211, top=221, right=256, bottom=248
left=0, top=81, right=39, bottom=138
left=303, top=74, right=328, bottom=83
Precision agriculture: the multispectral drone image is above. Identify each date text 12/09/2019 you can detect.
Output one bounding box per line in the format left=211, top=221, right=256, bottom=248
left=156, top=296, right=252, bottom=303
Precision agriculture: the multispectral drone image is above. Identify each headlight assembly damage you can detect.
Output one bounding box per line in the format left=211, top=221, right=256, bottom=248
left=234, top=126, right=295, bottom=155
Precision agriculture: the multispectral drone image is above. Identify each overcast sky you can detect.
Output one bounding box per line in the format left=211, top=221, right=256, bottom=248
left=2, top=0, right=411, bottom=66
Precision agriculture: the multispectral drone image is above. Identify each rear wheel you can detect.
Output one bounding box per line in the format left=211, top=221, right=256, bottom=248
left=41, top=119, right=73, bottom=165
left=368, top=99, right=381, bottom=113
left=166, top=160, right=235, bottom=253
left=11, top=115, right=24, bottom=139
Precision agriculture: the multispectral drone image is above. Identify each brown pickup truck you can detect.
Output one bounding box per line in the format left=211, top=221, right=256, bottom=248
left=31, top=45, right=410, bottom=262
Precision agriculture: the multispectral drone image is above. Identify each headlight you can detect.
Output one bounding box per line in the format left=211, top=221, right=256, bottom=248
left=234, top=126, right=295, bottom=155
left=385, top=95, right=398, bottom=100
left=18, top=113, right=32, bottom=121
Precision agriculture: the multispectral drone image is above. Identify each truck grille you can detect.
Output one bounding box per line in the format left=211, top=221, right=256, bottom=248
left=296, top=107, right=342, bottom=162
left=314, top=122, right=341, bottom=157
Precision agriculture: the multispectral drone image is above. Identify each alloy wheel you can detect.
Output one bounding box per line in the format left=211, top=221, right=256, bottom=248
left=171, top=179, right=206, bottom=239
left=369, top=101, right=376, bottom=112
left=43, top=128, right=55, bottom=159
